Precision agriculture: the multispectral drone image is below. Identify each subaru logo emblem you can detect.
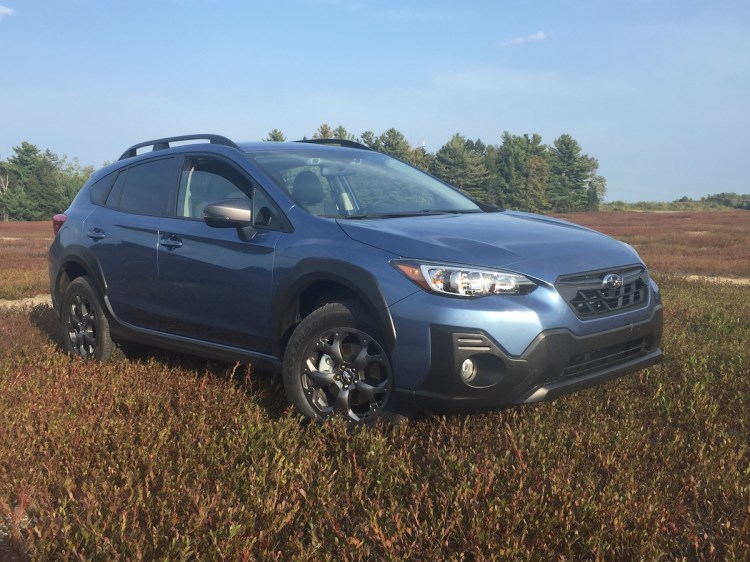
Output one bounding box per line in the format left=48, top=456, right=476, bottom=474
left=602, top=273, right=624, bottom=289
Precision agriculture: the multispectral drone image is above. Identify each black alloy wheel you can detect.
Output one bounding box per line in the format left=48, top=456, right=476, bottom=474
left=61, top=276, right=116, bottom=361
left=284, top=302, right=393, bottom=423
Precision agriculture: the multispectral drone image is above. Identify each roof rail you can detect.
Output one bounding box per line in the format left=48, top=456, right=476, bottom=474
left=118, top=134, right=239, bottom=160
left=294, top=138, right=372, bottom=151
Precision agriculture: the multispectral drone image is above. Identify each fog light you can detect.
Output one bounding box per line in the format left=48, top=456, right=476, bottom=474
left=460, top=358, right=477, bottom=383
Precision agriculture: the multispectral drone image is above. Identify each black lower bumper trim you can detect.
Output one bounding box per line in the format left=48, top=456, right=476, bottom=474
left=390, top=306, right=663, bottom=414
left=516, top=348, right=662, bottom=404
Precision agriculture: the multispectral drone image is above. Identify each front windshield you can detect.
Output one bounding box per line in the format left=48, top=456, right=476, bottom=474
left=248, top=148, right=482, bottom=218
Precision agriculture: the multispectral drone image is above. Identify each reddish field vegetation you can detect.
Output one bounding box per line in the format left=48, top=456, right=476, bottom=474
left=556, top=210, right=750, bottom=278
left=0, top=222, right=53, bottom=301
left=0, top=212, right=748, bottom=560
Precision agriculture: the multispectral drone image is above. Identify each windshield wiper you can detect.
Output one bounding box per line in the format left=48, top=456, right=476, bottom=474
left=341, top=209, right=478, bottom=220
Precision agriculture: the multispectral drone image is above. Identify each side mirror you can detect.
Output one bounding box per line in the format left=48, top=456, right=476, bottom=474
left=203, top=199, right=256, bottom=240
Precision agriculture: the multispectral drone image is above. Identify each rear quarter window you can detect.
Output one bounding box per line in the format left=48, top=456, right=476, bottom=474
left=89, top=171, right=118, bottom=206
left=109, top=157, right=178, bottom=216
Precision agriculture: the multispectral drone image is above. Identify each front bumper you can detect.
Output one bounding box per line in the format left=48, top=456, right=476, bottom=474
left=390, top=305, right=663, bottom=414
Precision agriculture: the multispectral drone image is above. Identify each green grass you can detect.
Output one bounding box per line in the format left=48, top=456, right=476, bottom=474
left=1, top=275, right=748, bottom=561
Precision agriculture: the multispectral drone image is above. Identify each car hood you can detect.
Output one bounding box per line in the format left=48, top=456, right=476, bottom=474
left=337, top=211, right=643, bottom=282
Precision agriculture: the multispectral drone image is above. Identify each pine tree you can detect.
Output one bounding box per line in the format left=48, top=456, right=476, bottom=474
left=378, top=128, right=411, bottom=160
left=432, top=134, right=490, bottom=201
left=548, top=134, right=592, bottom=212
left=359, top=131, right=382, bottom=151
left=264, top=129, right=286, bottom=142
left=332, top=126, right=356, bottom=141
left=494, top=132, right=550, bottom=212
left=312, top=124, right=334, bottom=139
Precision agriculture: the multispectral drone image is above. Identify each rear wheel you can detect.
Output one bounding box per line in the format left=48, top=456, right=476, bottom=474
left=61, top=276, right=116, bottom=361
left=283, top=301, right=393, bottom=423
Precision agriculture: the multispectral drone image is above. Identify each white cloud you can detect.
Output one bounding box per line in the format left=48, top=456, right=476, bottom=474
left=0, top=5, right=14, bottom=20
left=499, top=31, right=546, bottom=47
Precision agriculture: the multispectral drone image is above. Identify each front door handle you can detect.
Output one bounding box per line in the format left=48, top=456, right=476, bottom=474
left=160, top=235, right=183, bottom=249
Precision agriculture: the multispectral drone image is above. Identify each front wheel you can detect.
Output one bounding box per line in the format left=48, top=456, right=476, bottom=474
left=61, top=276, right=116, bottom=361
left=283, top=301, right=393, bottom=423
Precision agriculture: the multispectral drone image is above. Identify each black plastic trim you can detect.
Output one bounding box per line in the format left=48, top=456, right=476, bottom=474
left=390, top=305, right=663, bottom=414
left=52, top=248, right=110, bottom=315
left=273, top=258, right=396, bottom=355
left=517, top=349, right=662, bottom=404
left=556, top=265, right=650, bottom=319
left=105, top=308, right=283, bottom=371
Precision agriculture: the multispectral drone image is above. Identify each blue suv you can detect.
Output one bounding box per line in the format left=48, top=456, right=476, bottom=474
left=49, top=134, right=663, bottom=423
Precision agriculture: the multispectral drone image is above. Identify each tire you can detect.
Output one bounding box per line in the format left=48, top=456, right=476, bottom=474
left=283, top=301, right=393, bottom=423
left=61, top=276, right=116, bottom=361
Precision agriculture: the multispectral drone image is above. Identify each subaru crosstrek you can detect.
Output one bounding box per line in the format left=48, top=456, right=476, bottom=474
left=49, top=134, right=663, bottom=423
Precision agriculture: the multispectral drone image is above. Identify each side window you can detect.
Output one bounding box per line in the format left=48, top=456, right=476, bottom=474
left=89, top=171, right=117, bottom=206
left=176, top=157, right=251, bottom=219
left=175, top=156, right=286, bottom=231
left=110, top=158, right=177, bottom=216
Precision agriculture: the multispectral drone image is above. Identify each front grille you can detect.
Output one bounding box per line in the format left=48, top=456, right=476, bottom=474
left=557, top=266, right=649, bottom=319
left=563, top=337, right=646, bottom=378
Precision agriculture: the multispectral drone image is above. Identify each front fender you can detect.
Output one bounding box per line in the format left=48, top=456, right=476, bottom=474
left=273, top=258, right=397, bottom=354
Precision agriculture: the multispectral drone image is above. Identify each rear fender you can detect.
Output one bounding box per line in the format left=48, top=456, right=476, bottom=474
left=53, top=247, right=109, bottom=316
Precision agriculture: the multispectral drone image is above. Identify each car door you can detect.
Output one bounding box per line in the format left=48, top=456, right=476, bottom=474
left=154, top=154, right=285, bottom=355
left=84, top=156, right=180, bottom=328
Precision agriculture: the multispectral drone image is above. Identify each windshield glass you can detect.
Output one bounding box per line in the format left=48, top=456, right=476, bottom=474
left=248, top=148, right=482, bottom=218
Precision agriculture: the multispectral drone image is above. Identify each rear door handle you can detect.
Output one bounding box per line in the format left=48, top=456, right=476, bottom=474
left=87, top=228, right=106, bottom=240
left=160, top=235, right=183, bottom=249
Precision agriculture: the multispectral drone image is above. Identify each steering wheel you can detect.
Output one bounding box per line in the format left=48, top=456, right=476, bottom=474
left=364, top=196, right=400, bottom=214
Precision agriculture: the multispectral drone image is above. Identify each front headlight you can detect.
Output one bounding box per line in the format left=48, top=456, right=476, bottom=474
left=393, top=260, right=537, bottom=297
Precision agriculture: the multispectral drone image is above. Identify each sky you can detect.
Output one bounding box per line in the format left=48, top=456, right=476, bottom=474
left=0, top=0, right=748, bottom=203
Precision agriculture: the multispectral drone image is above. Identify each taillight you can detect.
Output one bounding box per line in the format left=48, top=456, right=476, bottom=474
left=52, top=213, right=67, bottom=235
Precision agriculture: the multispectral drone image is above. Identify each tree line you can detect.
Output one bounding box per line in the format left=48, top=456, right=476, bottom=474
left=603, top=193, right=750, bottom=212
left=268, top=124, right=606, bottom=213
left=2, top=128, right=747, bottom=221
